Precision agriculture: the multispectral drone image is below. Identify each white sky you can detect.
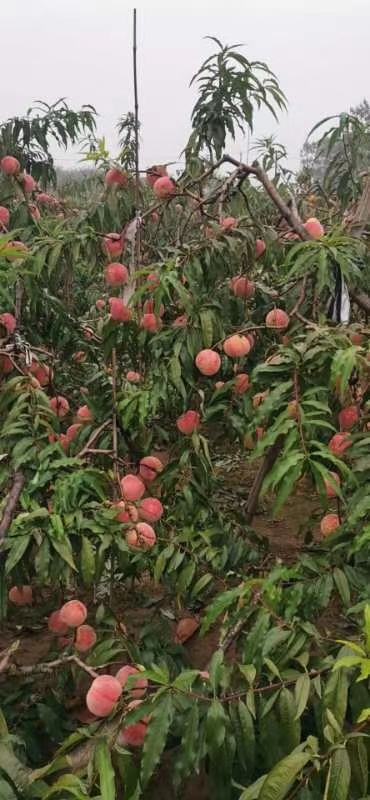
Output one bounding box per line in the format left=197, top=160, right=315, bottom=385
left=2, top=0, right=370, bottom=172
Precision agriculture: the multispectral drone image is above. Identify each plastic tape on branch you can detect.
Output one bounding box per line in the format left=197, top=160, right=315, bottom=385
left=327, top=262, right=350, bottom=324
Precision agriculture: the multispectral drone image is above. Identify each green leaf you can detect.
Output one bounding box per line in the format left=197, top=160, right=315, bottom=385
left=49, top=532, right=77, bottom=571
left=0, top=778, right=17, bottom=800
left=333, top=568, right=351, bottom=607
left=201, top=587, right=240, bottom=632
left=348, top=735, right=368, bottom=796
left=324, top=667, right=348, bottom=727
left=238, top=700, right=255, bottom=774
left=259, top=751, right=311, bottom=800
left=364, top=605, right=370, bottom=655
left=240, top=775, right=267, bottom=800
left=357, top=707, right=370, bottom=723
left=278, top=688, right=301, bottom=752
left=206, top=699, right=227, bottom=752
left=41, top=774, right=88, bottom=798
left=5, top=536, right=31, bottom=574
left=95, top=740, right=115, bottom=800
left=80, top=536, right=95, bottom=586
left=294, top=673, right=311, bottom=720
left=199, top=309, right=214, bottom=347
left=325, top=748, right=351, bottom=800
left=191, top=572, right=213, bottom=597
left=141, top=693, right=173, bottom=787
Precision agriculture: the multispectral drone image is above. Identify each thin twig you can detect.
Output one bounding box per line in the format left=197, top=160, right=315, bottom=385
left=3, top=654, right=99, bottom=679
left=76, top=420, right=111, bottom=458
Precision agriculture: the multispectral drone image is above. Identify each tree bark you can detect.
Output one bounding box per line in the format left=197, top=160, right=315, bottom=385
left=245, top=438, right=284, bottom=525
left=0, top=471, right=25, bottom=542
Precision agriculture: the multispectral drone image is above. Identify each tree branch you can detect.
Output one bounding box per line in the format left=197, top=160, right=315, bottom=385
left=0, top=471, right=25, bottom=542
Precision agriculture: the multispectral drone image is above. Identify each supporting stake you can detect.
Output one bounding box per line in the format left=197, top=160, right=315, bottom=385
left=133, top=8, right=141, bottom=272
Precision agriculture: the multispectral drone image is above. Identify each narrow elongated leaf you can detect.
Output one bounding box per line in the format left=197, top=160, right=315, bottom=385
left=95, top=740, right=115, bottom=800
left=294, top=673, right=311, bottom=720
left=240, top=774, right=267, bottom=799
left=333, top=568, right=350, bottom=607
left=325, top=748, right=351, bottom=800
left=80, top=536, right=95, bottom=586
left=141, top=694, right=173, bottom=787
left=259, top=751, right=311, bottom=800
left=5, top=536, right=31, bottom=574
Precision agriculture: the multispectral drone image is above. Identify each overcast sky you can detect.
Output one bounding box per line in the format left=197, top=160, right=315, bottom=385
left=2, top=0, right=370, bottom=172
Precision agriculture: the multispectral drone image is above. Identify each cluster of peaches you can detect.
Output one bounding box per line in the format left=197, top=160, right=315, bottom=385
left=49, top=598, right=150, bottom=747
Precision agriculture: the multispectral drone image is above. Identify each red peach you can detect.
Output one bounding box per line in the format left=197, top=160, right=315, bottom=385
left=8, top=585, right=33, bottom=606
left=153, top=176, right=176, bottom=199
left=328, top=432, right=352, bottom=457
left=114, top=500, right=139, bottom=524
left=105, top=168, right=128, bottom=188
left=48, top=609, right=69, bottom=636
left=109, top=297, right=132, bottom=323
left=0, top=313, right=16, bottom=335
left=255, top=239, right=266, bottom=258
left=126, top=522, right=156, bottom=550
left=223, top=335, right=251, bottom=358
left=22, top=173, right=37, bottom=193
left=1, top=156, right=20, bottom=176
left=304, top=217, right=324, bottom=239
left=116, top=665, right=148, bottom=698
left=30, top=362, right=52, bottom=387
left=66, top=423, right=82, bottom=443
left=221, top=216, right=238, bottom=232
left=103, top=234, right=124, bottom=259
left=76, top=405, right=93, bottom=424
left=119, top=722, right=147, bottom=747
left=121, top=474, right=146, bottom=502
left=139, top=455, right=163, bottom=483
left=324, top=472, right=341, bottom=498
left=0, top=207, right=10, bottom=227
left=86, top=675, right=122, bottom=717
left=96, top=299, right=106, bottom=311
left=50, top=396, right=70, bottom=418
left=75, top=624, right=97, bottom=653
left=234, top=373, right=250, bottom=394
left=146, top=164, right=167, bottom=187
left=37, top=193, right=56, bottom=206
left=231, top=277, right=255, bottom=299
left=127, top=370, right=141, bottom=383
left=338, top=406, right=359, bottom=431
left=320, top=513, right=340, bottom=537
left=176, top=410, right=201, bottom=435
left=60, top=600, right=87, bottom=627
left=195, top=349, right=221, bottom=376
left=140, top=313, right=162, bottom=333
left=172, top=315, right=188, bottom=329
left=139, top=497, right=164, bottom=523
left=265, top=309, right=289, bottom=330
left=105, top=263, right=129, bottom=286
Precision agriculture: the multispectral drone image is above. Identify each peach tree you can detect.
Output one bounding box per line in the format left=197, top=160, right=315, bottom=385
left=0, top=38, right=369, bottom=800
